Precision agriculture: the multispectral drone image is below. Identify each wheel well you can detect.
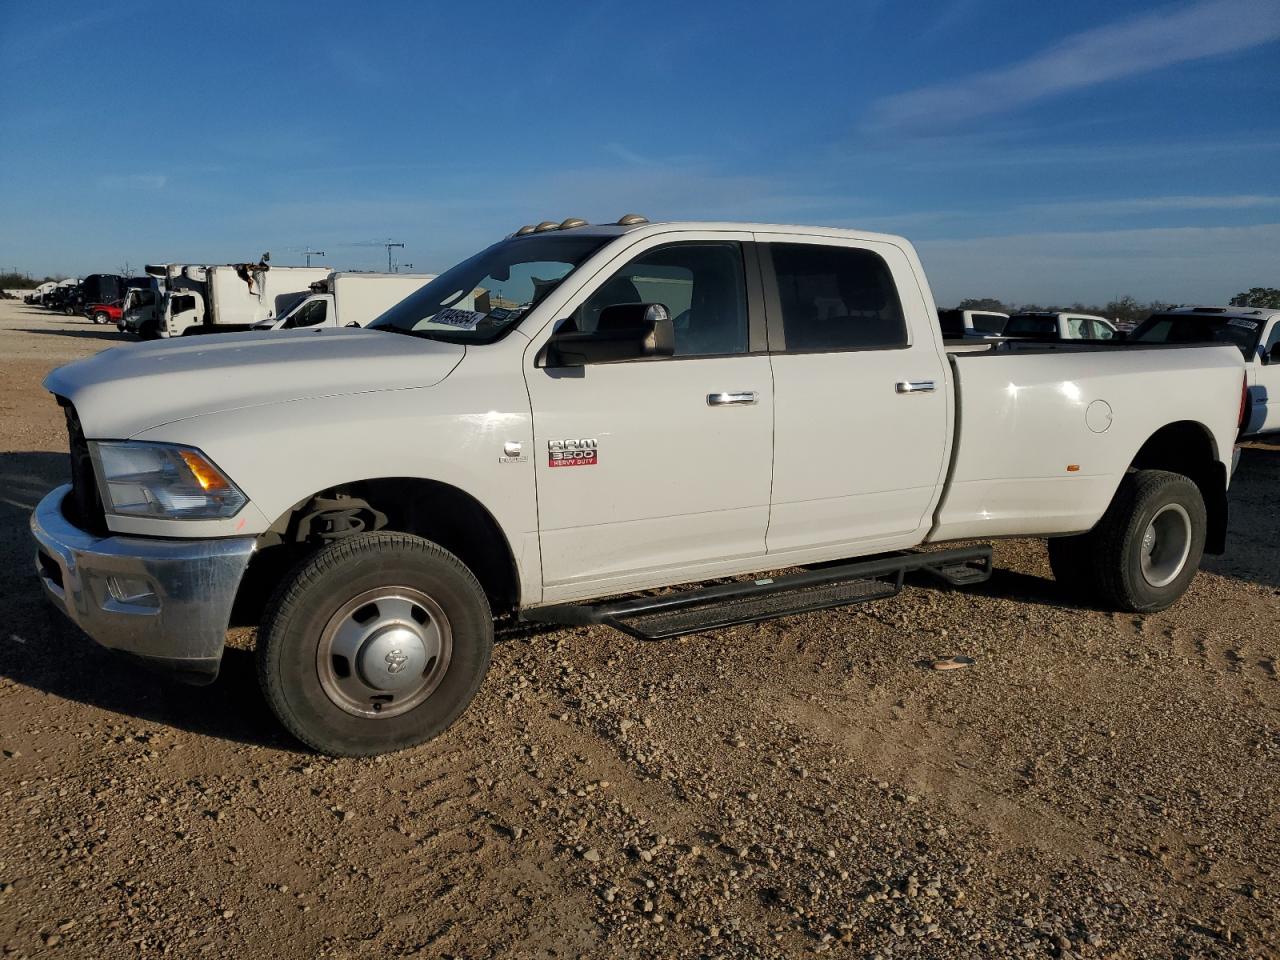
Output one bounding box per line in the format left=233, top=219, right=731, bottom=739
left=233, top=478, right=520, bottom=626
left=1129, top=421, right=1228, bottom=555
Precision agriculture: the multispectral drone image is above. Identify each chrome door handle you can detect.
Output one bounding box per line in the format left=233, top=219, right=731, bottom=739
left=896, top=380, right=936, bottom=394
left=707, top=391, right=758, bottom=406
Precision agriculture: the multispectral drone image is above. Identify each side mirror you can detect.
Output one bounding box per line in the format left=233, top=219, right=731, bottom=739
left=546, top=303, right=675, bottom=367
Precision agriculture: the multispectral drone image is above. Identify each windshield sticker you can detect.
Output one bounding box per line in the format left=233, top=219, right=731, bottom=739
left=431, top=308, right=487, bottom=330
left=1227, top=318, right=1259, bottom=329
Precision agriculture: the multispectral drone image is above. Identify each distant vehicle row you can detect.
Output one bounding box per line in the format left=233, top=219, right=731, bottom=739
left=938, top=308, right=1119, bottom=340
left=22, top=263, right=435, bottom=339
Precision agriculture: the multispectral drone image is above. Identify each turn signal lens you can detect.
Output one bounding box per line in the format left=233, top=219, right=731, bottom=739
left=179, top=449, right=230, bottom=491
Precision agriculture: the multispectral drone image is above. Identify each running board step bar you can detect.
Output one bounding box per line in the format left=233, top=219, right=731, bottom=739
left=522, top=545, right=993, bottom=641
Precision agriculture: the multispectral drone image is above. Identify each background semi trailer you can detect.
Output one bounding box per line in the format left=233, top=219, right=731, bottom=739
left=151, top=261, right=331, bottom=337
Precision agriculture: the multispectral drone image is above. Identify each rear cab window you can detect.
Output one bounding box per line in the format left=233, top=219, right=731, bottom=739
left=970, top=313, right=1007, bottom=335
left=937, top=309, right=964, bottom=337
left=1004, top=315, right=1058, bottom=338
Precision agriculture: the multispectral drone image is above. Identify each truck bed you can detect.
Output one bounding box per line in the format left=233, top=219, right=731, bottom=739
left=927, top=342, right=1244, bottom=543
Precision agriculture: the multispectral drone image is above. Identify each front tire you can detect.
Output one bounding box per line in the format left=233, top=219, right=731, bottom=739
left=257, top=532, right=493, bottom=756
left=92, top=311, right=110, bottom=325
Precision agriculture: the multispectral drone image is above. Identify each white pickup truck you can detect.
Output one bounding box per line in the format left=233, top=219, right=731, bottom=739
left=32, top=217, right=1246, bottom=756
left=1129, top=305, right=1280, bottom=437
left=937, top=308, right=1009, bottom=338
left=1004, top=311, right=1119, bottom=340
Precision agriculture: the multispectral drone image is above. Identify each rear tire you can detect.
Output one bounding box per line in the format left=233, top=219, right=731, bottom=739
left=1087, top=470, right=1206, bottom=613
left=257, top=532, right=493, bottom=757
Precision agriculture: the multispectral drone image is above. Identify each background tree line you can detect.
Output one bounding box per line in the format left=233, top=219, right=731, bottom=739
left=0, top=272, right=64, bottom=289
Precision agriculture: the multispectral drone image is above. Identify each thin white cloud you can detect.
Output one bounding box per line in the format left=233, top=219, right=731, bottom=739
left=1025, top=194, right=1280, bottom=216
left=866, top=0, right=1280, bottom=134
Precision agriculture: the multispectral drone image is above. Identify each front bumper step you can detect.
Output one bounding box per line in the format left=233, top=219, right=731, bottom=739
left=522, top=545, right=993, bottom=641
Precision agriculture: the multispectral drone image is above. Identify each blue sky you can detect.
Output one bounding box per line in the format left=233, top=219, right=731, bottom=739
left=1, top=0, right=1278, bottom=305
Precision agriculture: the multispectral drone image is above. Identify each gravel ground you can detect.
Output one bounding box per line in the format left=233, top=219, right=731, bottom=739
left=0, top=298, right=1276, bottom=959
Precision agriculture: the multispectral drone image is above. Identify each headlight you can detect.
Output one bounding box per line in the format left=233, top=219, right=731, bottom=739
left=90, top=441, right=247, bottom=519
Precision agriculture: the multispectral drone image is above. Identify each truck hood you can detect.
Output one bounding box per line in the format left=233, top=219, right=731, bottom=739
left=44, top=328, right=466, bottom=438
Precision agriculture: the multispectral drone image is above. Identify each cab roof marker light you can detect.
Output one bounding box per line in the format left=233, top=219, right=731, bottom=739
left=616, top=213, right=649, bottom=226
left=560, top=217, right=588, bottom=229
left=533, top=221, right=559, bottom=232
left=514, top=225, right=536, bottom=236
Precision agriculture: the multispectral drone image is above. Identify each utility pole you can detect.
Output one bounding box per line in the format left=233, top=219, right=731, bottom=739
left=383, top=240, right=404, bottom=272
left=303, top=247, right=326, bottom=267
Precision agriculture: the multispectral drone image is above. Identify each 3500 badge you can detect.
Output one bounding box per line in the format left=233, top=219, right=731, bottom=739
left=548, top=438, right=598, bottom=467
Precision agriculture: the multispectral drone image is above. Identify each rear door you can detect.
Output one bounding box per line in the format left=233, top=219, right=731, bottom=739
left=758, top=234, right=950, bottom=557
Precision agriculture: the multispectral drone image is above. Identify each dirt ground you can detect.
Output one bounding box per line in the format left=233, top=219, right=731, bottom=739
left=0, top=298, right=1276, bottom=959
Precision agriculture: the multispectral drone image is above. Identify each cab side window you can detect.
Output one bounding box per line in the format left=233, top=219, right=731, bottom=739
left=768, top=243, right=906, bottom=351
left=1088, top=319, right=1115, bottom=340
left=1065, top=316, right=1088, bottom=338
left=570, top=243, right=748, bottom=357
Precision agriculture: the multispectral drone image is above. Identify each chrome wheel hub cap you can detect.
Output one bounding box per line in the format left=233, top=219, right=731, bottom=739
left=1139, top=503, right=1192, bottom=589
left=316, top=587, right=452, bottom=719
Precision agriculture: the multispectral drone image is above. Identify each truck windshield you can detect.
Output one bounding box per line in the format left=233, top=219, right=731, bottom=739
left=1130, top=313, right=1262, bottom=358
left=368, top=234, right=610, bottom=343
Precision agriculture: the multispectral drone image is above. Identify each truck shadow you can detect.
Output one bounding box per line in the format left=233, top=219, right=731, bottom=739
left=14, top=326, right=133, bottom=342
left=0, top=451, right=295, bottom=750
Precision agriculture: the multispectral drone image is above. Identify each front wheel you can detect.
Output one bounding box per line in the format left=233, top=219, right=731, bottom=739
left=92, top=311, right=110, bottom=325
left=257, top=532, right=493, bottom=756
left=1087, top=470, right=1206, bottom=613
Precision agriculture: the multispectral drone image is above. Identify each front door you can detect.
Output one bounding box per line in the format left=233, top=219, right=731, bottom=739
left=758, top=235, right=950, bottom=558
left=526, top=235, right=774, bottom=600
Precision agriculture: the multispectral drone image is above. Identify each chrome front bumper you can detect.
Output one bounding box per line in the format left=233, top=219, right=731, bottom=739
left=30, top=485, right=256, bottom=684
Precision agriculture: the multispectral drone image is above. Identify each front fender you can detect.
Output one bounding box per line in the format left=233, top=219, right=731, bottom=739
left=131, top=365, right=541, bottom=600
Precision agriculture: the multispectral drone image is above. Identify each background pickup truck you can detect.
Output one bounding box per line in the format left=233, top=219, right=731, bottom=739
left=32, top=217, right=1246, bottom=756
left=1130, top=305, right=1280, bottom=438
left=1004, top=311, right=1119, bottom=340
left=937, top=307, right=1008, bottom=338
